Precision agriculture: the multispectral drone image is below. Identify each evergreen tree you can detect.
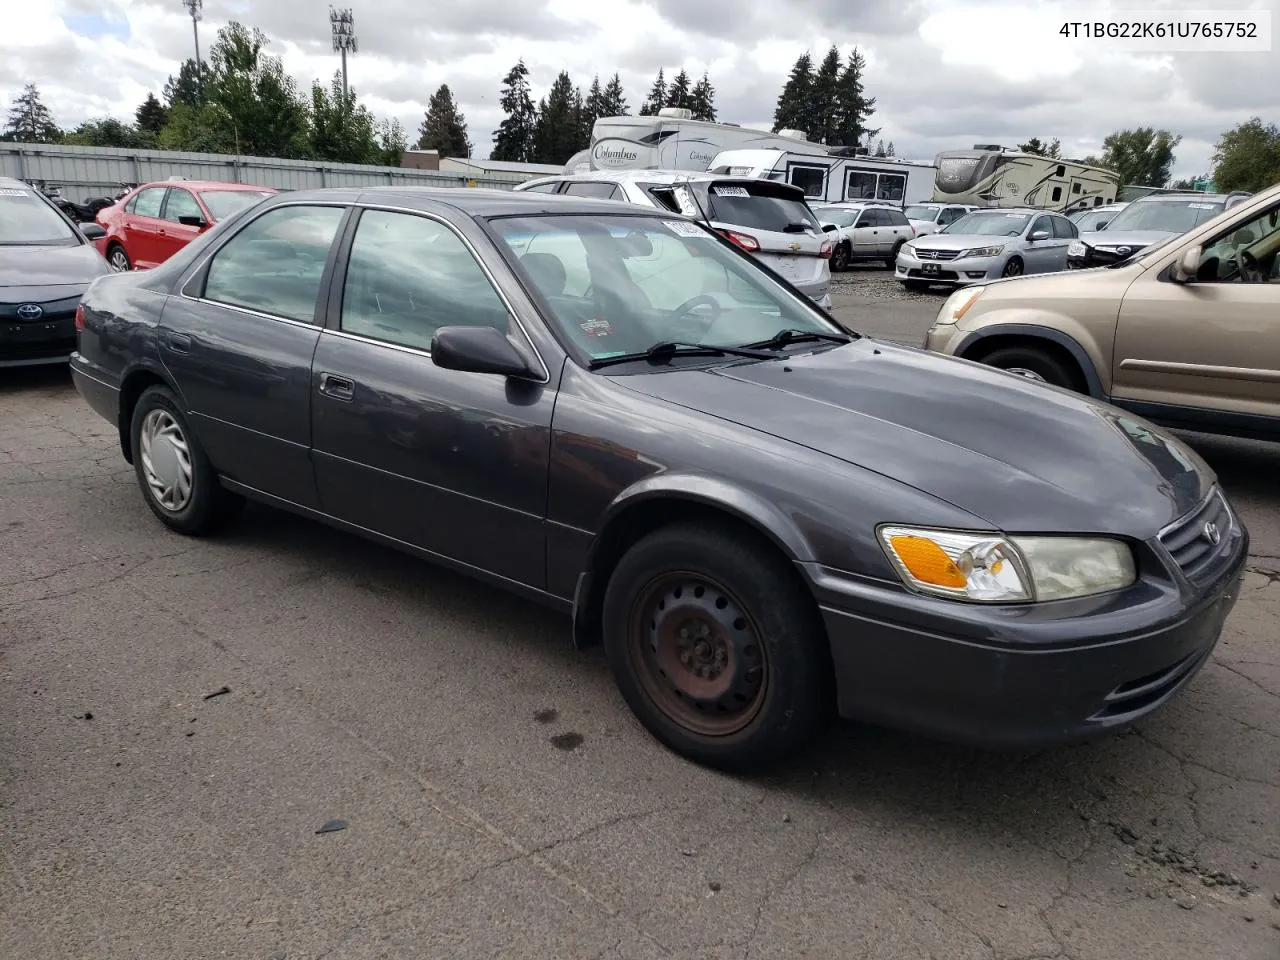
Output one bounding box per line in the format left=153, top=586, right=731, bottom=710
left=4, top=83, right=59, bottom=143
left=773, top=53, right=814, bottom=136
left=135, top=93, right=169, bottom=135
left=886, top=140, right=895, bottom=157
left=665, top=69, right=692, bottom=111
left=600, top=73, right=628, bottom=116
left=533, top=71, right=579, bottom=164
left=833, top=47, right=877, bottom=149
left=1018, top=136, right=1061, bottom=158
left=640, top=69, right=666, bottom=116
left=690, top=73, right=717, bottom=122
left=417, top=83, right=471, bottom=159
left=809, top=45, right=842, bottom=144
left=163, top=59, right=203, bottom=108
left=579, top=76, right=604, bottom=148
left=492, top=60, right=538, bottom=162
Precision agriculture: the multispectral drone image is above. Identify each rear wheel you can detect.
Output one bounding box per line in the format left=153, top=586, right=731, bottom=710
left=831, top=241, right=851, bottom=272
left=885, top=240, right=905, bottom=269
left=602, top=522, right=831, bottom=772
left=978, top=345, right=1082, bottom=392
left=107, top=243, right=131, bottom=272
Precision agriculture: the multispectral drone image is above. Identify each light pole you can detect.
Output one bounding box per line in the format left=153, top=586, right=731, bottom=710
left=329, top=8, right=357, bottom=103
left=181, top=0, right=203, bottom=100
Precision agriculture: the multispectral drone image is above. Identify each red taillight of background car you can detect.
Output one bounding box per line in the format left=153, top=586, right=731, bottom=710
left=717, top=229, right=760, bottom=252
left=74, top=304, right=85, bottom=331
left=819, top=240, right=833, bottom=259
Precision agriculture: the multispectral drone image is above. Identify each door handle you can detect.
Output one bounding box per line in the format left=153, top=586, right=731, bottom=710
left=164, top=331, right=192, bottom=354
left=159, top=229, right=167, bottom=236
left=319, top=372, right=355, bottom=400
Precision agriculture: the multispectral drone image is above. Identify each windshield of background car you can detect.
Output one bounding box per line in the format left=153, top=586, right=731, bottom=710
left=490, top=214, right=842, bottom=365
left=1103, top=199, right=1224, bottom=234
left=0, top=188, right=79, bottom=245
left=815, top=207, right=857, bottom=227
left=944, top=212, right=1030, bottom=236
left=706, top=189, right=820, bottom=232
left=904, top=205, right=940, bottom=221
left=199, top=190, right=275, bottom=221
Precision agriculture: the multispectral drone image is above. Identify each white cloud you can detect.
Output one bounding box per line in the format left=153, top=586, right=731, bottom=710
left=1, top=0, right=1276, bottom=180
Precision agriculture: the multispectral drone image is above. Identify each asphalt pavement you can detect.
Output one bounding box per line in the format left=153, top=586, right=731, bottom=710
left=2, top=270, right=1278, bottom=959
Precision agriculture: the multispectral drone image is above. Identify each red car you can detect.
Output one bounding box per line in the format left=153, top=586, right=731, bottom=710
left=96, top=180, right=277, bottom=272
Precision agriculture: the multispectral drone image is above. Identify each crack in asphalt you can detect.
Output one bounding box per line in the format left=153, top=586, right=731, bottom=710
left=740, top=828, right=824, bottom=960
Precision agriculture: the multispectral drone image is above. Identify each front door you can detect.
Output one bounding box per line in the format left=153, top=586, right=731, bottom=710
left=310, top=207, right=556, bottom=589
left=156, top=187, right=205, bottom=264
left=1022, top=214, right=1061, bottom=273
left=159, top=202, right=349, bottom=508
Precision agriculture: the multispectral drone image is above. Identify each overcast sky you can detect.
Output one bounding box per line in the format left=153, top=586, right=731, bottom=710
left=2, top=0, right=1276, bottom=178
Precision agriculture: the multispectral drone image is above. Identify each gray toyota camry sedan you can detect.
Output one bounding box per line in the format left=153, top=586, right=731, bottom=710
left=70, top=187, right=1247, bottom=771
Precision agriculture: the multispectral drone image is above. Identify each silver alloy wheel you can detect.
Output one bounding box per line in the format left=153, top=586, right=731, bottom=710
left=140, top=409, right=193, bottom=512
left=109, top=248, right=130, bottom=272
left=1004, top=366, right=1047, bottom=382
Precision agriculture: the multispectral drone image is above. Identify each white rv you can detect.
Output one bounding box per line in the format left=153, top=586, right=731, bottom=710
left=563, top=108, right=831, bottom=175
left=706, top=149, right=937, bottom=206
left=932, top=145, right=1120, bottom=212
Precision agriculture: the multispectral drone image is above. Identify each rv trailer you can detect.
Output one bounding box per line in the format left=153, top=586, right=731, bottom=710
left=706, top=149, right=936, bottom=205
left=932, top=145, right=1120, bottom=212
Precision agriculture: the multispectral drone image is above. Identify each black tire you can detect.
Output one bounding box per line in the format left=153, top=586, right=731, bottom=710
left=885, top=240, right=905, bottom=269
left=107, top=243, right=131, bottom=272
left=978, top=345, right=1082, bottom=392
left=602, top=522, right=831, bottom=772
left=901, top=279, right=929, bottom=292
left=831, top=241, right=851, bottom=272
left=129, top=385, right=243, bottom=535
left=1001, top=256, right=1024, bottom=278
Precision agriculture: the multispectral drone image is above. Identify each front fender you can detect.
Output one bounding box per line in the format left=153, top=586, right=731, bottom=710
left=952, top=319, right=1111, bottom=399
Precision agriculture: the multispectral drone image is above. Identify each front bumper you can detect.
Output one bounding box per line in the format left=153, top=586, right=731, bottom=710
left=895, top=250, right=1003, bottom=286
left=802, top=522, right=1248, bottom=749
left=1, top=300, right=80, bottom=368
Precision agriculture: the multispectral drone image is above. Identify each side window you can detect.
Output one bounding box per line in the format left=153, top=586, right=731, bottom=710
left=203, top=205, right=344, bottom=323
left=563, top=181, right=621, bottom=200
left=1199, top=203, right=1280, bottom=283
left=131, top=188, right=166, bottom=219
left=852, top=208, right=874, bottom=227
left=788, top=165, right=826, bottom=199
left=885, top=209, right=909, bottom=227
left=164, top=189, right=203, bottom=223
left=1051, top=186, right=1063, bottom=203
left=877, top=174, right=906, bottom=202
left=938, top=208, right=959, bottom=226
left=846, top=171, right=876, bottom=200
left=1029, top=215, right=1053, bottom=238
left=1052, top=216, right=1077, bottom=239
left=521, top=181, right=560, bottom=194
left=341, top=209, right=510, bottom=350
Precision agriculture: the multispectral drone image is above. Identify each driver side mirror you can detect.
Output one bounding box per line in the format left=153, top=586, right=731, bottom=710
left=822, top=223, right=838, bottom=232
left=80, top=222, right=105, bottom=241
left=1028, top=230, right=1050, bottom=242
left=178, top=214, right=209, bottom=229
left=430, top=325, right=538, bottom=379
left=1172, top=246, right=1202, bottom=283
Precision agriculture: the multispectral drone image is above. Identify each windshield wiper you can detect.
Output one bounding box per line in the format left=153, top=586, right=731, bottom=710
left=588, top=340, right=776, bottom=370
left=744, top=328, right=855, bottom=350
left=781, top=222, right=813, bottom=233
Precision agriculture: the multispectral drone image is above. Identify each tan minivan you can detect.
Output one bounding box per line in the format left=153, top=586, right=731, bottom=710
left=924, top=181, right=1280, bottom=441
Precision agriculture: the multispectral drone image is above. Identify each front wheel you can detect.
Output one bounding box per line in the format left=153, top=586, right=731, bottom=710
left=978, top=345, right=1082, bottom=391
left=1001, top=256, right=1024, bottom=278
left=602, top=523, right=831, bottom=772
left=885, top=240, right=905, bottom=269
left=831, top=241, right=851, bottom=272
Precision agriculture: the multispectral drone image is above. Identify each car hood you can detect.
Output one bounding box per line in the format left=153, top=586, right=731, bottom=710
left=913, top=233, right=1022, bottom=252
left=1079, top=229, right=1174, bottom=248
left=614, top=339, right=1211, bottom=538
left=0, top=243, right=110, bottom=289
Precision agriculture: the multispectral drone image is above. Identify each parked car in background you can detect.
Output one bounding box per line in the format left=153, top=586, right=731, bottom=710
left=902, top=202, right=978, bottom=236
left=0, top=177, right=111, bottom=368
left=514, top=170, right=833, bottom=307
left=896, top=208, right=1078, bottom=290
left=1068, top=202, right=1128, bottom=233
left=1066, top=191, right=1251, bottom=269
left=924, top=181, right=1280, bottom=441
left=96, top=179, right=277, bottom=272
left=70, top=186, right=1247, bottom=770
left=813, top=203, right=914, bottom=270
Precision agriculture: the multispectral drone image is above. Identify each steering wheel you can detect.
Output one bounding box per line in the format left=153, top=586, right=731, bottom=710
left=1235, top=249, right=1267, bottom=284
left=668, top=294, right=723, bottom=340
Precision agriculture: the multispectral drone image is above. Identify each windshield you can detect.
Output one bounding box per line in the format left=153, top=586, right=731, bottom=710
left=706, top=190, right=819, bottom=233
left=1103, top=199, right=1224, bottom=234
left=815, top=207, right=857, bottom=227
left=199, top=190, right=274, bottom=221
left=489, top=214, right=843, bottom=367
left=904, top=205, right=940, bottom=222
left=0, top=188, right=79, bottom=245
left=943, top=212, right=1029, bottom=236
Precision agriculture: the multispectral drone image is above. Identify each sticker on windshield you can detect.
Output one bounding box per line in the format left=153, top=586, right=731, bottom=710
left=663, top=219, right=705, bottom=238
left=712, top=185, right=750, bottom=197
left=0, top=188, right=31, bottom=197
left=1005, top=213, right=1026, bottom=217
left=1188, top=203, right=1217, bottom=209
left=580, top=318, right=613, bottom=338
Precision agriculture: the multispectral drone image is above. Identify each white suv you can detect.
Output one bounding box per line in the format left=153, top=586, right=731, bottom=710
left=515, top=171, right=833, bottom=308
left=812, top=202, right=915, bottom=271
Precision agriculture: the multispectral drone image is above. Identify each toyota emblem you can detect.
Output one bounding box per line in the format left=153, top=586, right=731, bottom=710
left=16, top=303, right=43, bottom=320
left=1203, top=521, right=1221, bottom=546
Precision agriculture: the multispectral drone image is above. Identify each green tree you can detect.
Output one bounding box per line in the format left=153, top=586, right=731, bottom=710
left=417, top=83, right=471, bottom=159
left=135, top=93, right=168, bottom=135
left=156, top=101, right=237, bottom=154
left=62, top=118, right=151, bottom=149
left=309, top=72, right=379, bottom=164
left=773, top=52, right=813, bottom=135
left=665, top=69, right=692, bottom=111
left=1212, top=117, right=1280, bottom=193
left=834, top=47, right=877, bottom=149
left=640, top=69, right=667, bottom=116
left=810, top=45, right=842, bottom=144
left=874, top=139, right=886, bottom=157
left=378, top=119, right=407, bottom=166
left=578, top=75, right=604, bottom=149
left=1101, top=127, right=1181, bottom=186
left=163, top=59, right=202, bottom=108
left=204, top=22, right=310, bottom=158
left=492, top=60, right=537, bottom=162
left=600, top=73, right=628, bottom=116
left=886, top=140, right=895, bottom=157
left=689, top=73, right=716, bottom=122
left=533, top=71, right=579, bottom=164
left=1019, top=136, right=1061, bottom=158
left=4, top=83, right=60, bottom=143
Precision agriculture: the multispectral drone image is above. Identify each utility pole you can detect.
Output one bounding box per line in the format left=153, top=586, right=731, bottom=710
left=329, top=7, right=357, bottom=103
left=181, top=0, right=204, bottom=101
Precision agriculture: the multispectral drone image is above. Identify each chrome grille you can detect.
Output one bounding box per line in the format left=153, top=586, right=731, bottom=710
left=915, top=249, right=960, bottom=261
left=1159, top=489, right=1233, bottom=583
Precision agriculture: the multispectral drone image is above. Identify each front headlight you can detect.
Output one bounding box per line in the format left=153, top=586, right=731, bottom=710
left=934, top=286, right=984, bottom=325
left=1067, top=240, right=1086, bottom=258
left=878, top=526, right=1136, bottom=603
left=957, top=245, right=1004, bottom=258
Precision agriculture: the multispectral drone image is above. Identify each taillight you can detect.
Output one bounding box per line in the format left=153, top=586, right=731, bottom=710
left=819, top=240, right=833, bottom=259
left=75, top=304, right=85, bottom=331
left=717, top=229, right=760, bottom=252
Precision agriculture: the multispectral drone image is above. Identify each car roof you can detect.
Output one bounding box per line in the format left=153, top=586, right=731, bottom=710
left=269, top=185, right=679, bottom=220
left=964, top=207, right=1044, bottom=215
left=1132, top=192, right=1227, bottom=203
left=138, top=180, right=277, bottom=192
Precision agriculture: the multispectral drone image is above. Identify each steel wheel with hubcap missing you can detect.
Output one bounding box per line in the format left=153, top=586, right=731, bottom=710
left=139, top=409, right=193, bottom=512
left=628, top=572, right=768, bottom=737
left=1001, top=257, right=1024, bottom=277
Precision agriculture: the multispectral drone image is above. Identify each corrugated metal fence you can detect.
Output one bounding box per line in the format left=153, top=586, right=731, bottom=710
left=0, top=142, right=524, bottom=199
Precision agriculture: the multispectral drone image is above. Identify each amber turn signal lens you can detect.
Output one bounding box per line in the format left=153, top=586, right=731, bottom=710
left=888, top=535, right=967, bottom=588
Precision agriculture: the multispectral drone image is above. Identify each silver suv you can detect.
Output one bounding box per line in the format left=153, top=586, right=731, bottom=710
left=813, top=203, right=915, bottom=271
left=1067, top=191, right=1251, bottom=268
left=516, top=171, right=833, bottom=307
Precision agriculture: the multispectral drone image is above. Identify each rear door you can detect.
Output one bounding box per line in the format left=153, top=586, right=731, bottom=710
left=156, top=187, right=204, bottom=264
left=881, top=208, right=913, bottom=251
left=123, top=186, right=169, bottom=268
